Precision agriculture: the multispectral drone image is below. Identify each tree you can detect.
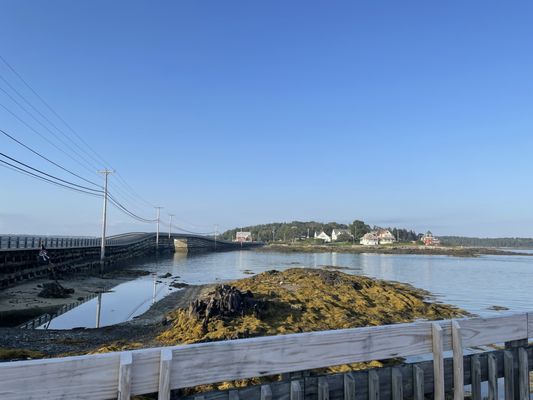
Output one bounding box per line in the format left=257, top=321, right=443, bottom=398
left=351, top=220, right=370, bottom=240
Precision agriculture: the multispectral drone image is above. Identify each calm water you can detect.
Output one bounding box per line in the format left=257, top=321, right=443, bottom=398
left=41, top=250, right=533, bottom=329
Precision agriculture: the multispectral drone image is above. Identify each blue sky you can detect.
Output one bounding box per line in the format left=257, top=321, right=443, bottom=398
left=1, top=1, right=532, bottom=237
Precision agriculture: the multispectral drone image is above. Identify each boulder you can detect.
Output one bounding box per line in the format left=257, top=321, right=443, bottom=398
left=37, top=282, right=75, bottom=298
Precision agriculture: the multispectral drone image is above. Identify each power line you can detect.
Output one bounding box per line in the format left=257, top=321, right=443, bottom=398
left=0, top=127, right=101, bottom=188
left=0, top=152, right=102, bottom=193
left=0, top=158, right=102, bottom=197
left=0, top=54, right=155, bottom=209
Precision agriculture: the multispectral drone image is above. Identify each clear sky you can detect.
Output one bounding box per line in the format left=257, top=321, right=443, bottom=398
left=1, top=1, right=532, bottom=237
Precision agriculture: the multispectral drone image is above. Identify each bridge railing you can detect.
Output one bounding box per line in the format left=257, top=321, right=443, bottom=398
left=0, top=312, right=531, bottom=400
left=0, top=233, right=155, bottom=250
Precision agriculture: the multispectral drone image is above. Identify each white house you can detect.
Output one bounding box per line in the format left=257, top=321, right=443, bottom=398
left=376, top=229, right=396, bottom=244
left=235, top=231, right=252, bottom=242
left=314, top=231, right=331, bottom=243
left=360, top=232, right=379, bottom=246
left=360, top=229, right=396, bottom=245
left=331, top=229, right=353, bottom=242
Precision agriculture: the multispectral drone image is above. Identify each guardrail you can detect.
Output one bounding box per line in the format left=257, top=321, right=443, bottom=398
left=0, top=312, right=531, bottom=400
left=0, top=232, right=154, bottom=250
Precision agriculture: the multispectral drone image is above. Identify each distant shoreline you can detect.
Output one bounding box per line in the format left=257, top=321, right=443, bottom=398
left=256, top=243, right=533, bottom=257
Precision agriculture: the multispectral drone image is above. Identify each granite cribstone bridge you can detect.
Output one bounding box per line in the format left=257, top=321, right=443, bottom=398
left=0, top=232, right=262, bottom=288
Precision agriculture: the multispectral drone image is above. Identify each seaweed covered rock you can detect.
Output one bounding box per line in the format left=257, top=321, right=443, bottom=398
left=37, top=282, right=75, bottom=298
left=188, top=285, right=264, bottom=324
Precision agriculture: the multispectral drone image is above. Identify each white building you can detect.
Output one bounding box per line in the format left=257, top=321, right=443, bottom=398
left=360, top=229, right=396, bottom=245
left=314, top=231, right=331, bottom=243
left=376, top=229, right=396, bottom=244
left=235, top=231, right=252, bottom=242
left=360, top=232, right=380, bottom=246
left=331, top=229, right=353, bottom=242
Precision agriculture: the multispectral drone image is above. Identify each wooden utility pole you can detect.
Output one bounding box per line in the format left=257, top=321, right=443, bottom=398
left=98, top=169, right=113, bottom=269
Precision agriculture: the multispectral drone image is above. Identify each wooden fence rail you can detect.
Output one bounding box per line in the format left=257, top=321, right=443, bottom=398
left=0, top=312, right=531, bottom=400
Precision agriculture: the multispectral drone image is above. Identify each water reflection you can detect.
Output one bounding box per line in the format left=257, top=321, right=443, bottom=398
left=40, top=250, right=533, bottom=329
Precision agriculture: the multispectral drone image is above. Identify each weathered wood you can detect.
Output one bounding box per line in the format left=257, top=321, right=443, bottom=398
left=291, top=381, right=303, bottom=400
left=391, top=368, right=403, bottom=400
left=487, top=353, right=498, bottom=400
left=517, top=348, right=529, bottom=400
left=504, top=350, right=514, bottom=400
left=470, top=355, right=481, bottom=400
left=432, top=323, right=445, bottom=400
left=229, top=390, right=239, bottom=400
left=158, top=348, right=172, bottom=400
left=318, top=377, right=329, bottom=400
left=118, top=352, right=133, bottom=400
left=413, top=365, right=424, bottom=400
left=343, top=373, right=355, bottom=400
left=261, top=385, right=273, bottom=400
left=368, top=370, right=379, bottom=400
left=0, top=313, right=530, bottom=399
left=451, top=320, right=464, bottom=400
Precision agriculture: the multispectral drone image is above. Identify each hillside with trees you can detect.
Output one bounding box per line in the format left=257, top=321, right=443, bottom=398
left=439, top=236, right=533, bottom=248
left=221, top=220, right=419, bottom=243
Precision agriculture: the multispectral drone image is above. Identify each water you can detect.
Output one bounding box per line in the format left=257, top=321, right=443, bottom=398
left=41, top=250, right=533, bottom=329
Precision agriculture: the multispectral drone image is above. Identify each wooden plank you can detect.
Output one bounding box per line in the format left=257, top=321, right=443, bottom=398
left=451, top=320, right=464, bottom=400
left=470, top=355, right=481, bottom=400
left=261, top=385, right=273, bottom=400
left=368, top=370, right=379, bottom=400
left=391, top=368, right=403, bottom=400
left=291, top=381, right=303, bottom=400
left=487, top=353, right=499, bottom=400
left=343, top=373, right=355, bottom=400
left=158, top=348, right=172, bottom=400
left=0, top=313, right=529, bottom=399
left=413, top=365, right=424, bottom=400
left=518, top=348, right=529, bottom=400
left=118, top=352, right=133, bottom=400
left=432, top=323, right=445, bottom=400
left=318, top=377, right=329, bottom=400
left=504, top=350, right=514, bottom=400
left=0, top=352, right=120, bottom=400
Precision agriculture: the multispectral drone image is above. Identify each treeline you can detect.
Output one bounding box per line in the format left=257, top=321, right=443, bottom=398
left=221, top=221, right=419, bottom=243
left=439, top=236, right=533, bottom=248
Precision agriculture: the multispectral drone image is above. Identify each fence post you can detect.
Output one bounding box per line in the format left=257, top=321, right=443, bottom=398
left=451, top=320, right=464, bottom=400
left=504, top=350, right=515, bottom=400
left=368, top=370, right=379, bottom=400
left=261, top=385, right=273, bottom=400
left=343, top=373, right=356, bottom=400
left=432, top=323, right=444, bottom=400
left=118, top=352, right=132, bottom=400
left=471, top=355, right=481, bottom=400
left=391, top=368, right=403, bottom=400
left=290, top=380, right=303, bottom=400
left=318, top=377, right=329, bottom=400
left=518, top=348, right=529, bottom=400
left=158, top=349, right=172, bottom=400
left=488, top=353, right=499, bottom=400
left=413, top=365, right=424, bottom=400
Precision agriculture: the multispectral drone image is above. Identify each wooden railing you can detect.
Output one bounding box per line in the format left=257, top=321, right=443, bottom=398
left=0, top=312, right=531, bottom=400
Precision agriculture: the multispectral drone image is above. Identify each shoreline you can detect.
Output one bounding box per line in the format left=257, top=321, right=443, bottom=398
left=257, top=243, right=533, bottom=257
left=0, top=268, right=465, bottom=361
left=0, top=268, right=152, bottom=327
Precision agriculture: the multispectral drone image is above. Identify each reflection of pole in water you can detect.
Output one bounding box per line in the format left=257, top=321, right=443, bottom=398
left=95, top=292, right=102, bottom=328
left=152, top=274, right=157, bottom=305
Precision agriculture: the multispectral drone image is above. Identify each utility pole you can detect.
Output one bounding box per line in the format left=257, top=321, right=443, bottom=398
left=155, top=207, right=162, bottom=249
left=168, top=214, right=174, bottom=239
left=98, top=169, right=113, bottom=270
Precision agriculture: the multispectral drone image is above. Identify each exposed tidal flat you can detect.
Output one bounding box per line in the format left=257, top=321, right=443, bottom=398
left=259, top=242, right=533, bottom=257
left=0, top=268, right=463, bottom=364
left=2, top=245, right=532, bottom=365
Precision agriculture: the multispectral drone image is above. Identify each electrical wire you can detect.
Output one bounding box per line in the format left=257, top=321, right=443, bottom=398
left=0, top=127, right=101, bottom=188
